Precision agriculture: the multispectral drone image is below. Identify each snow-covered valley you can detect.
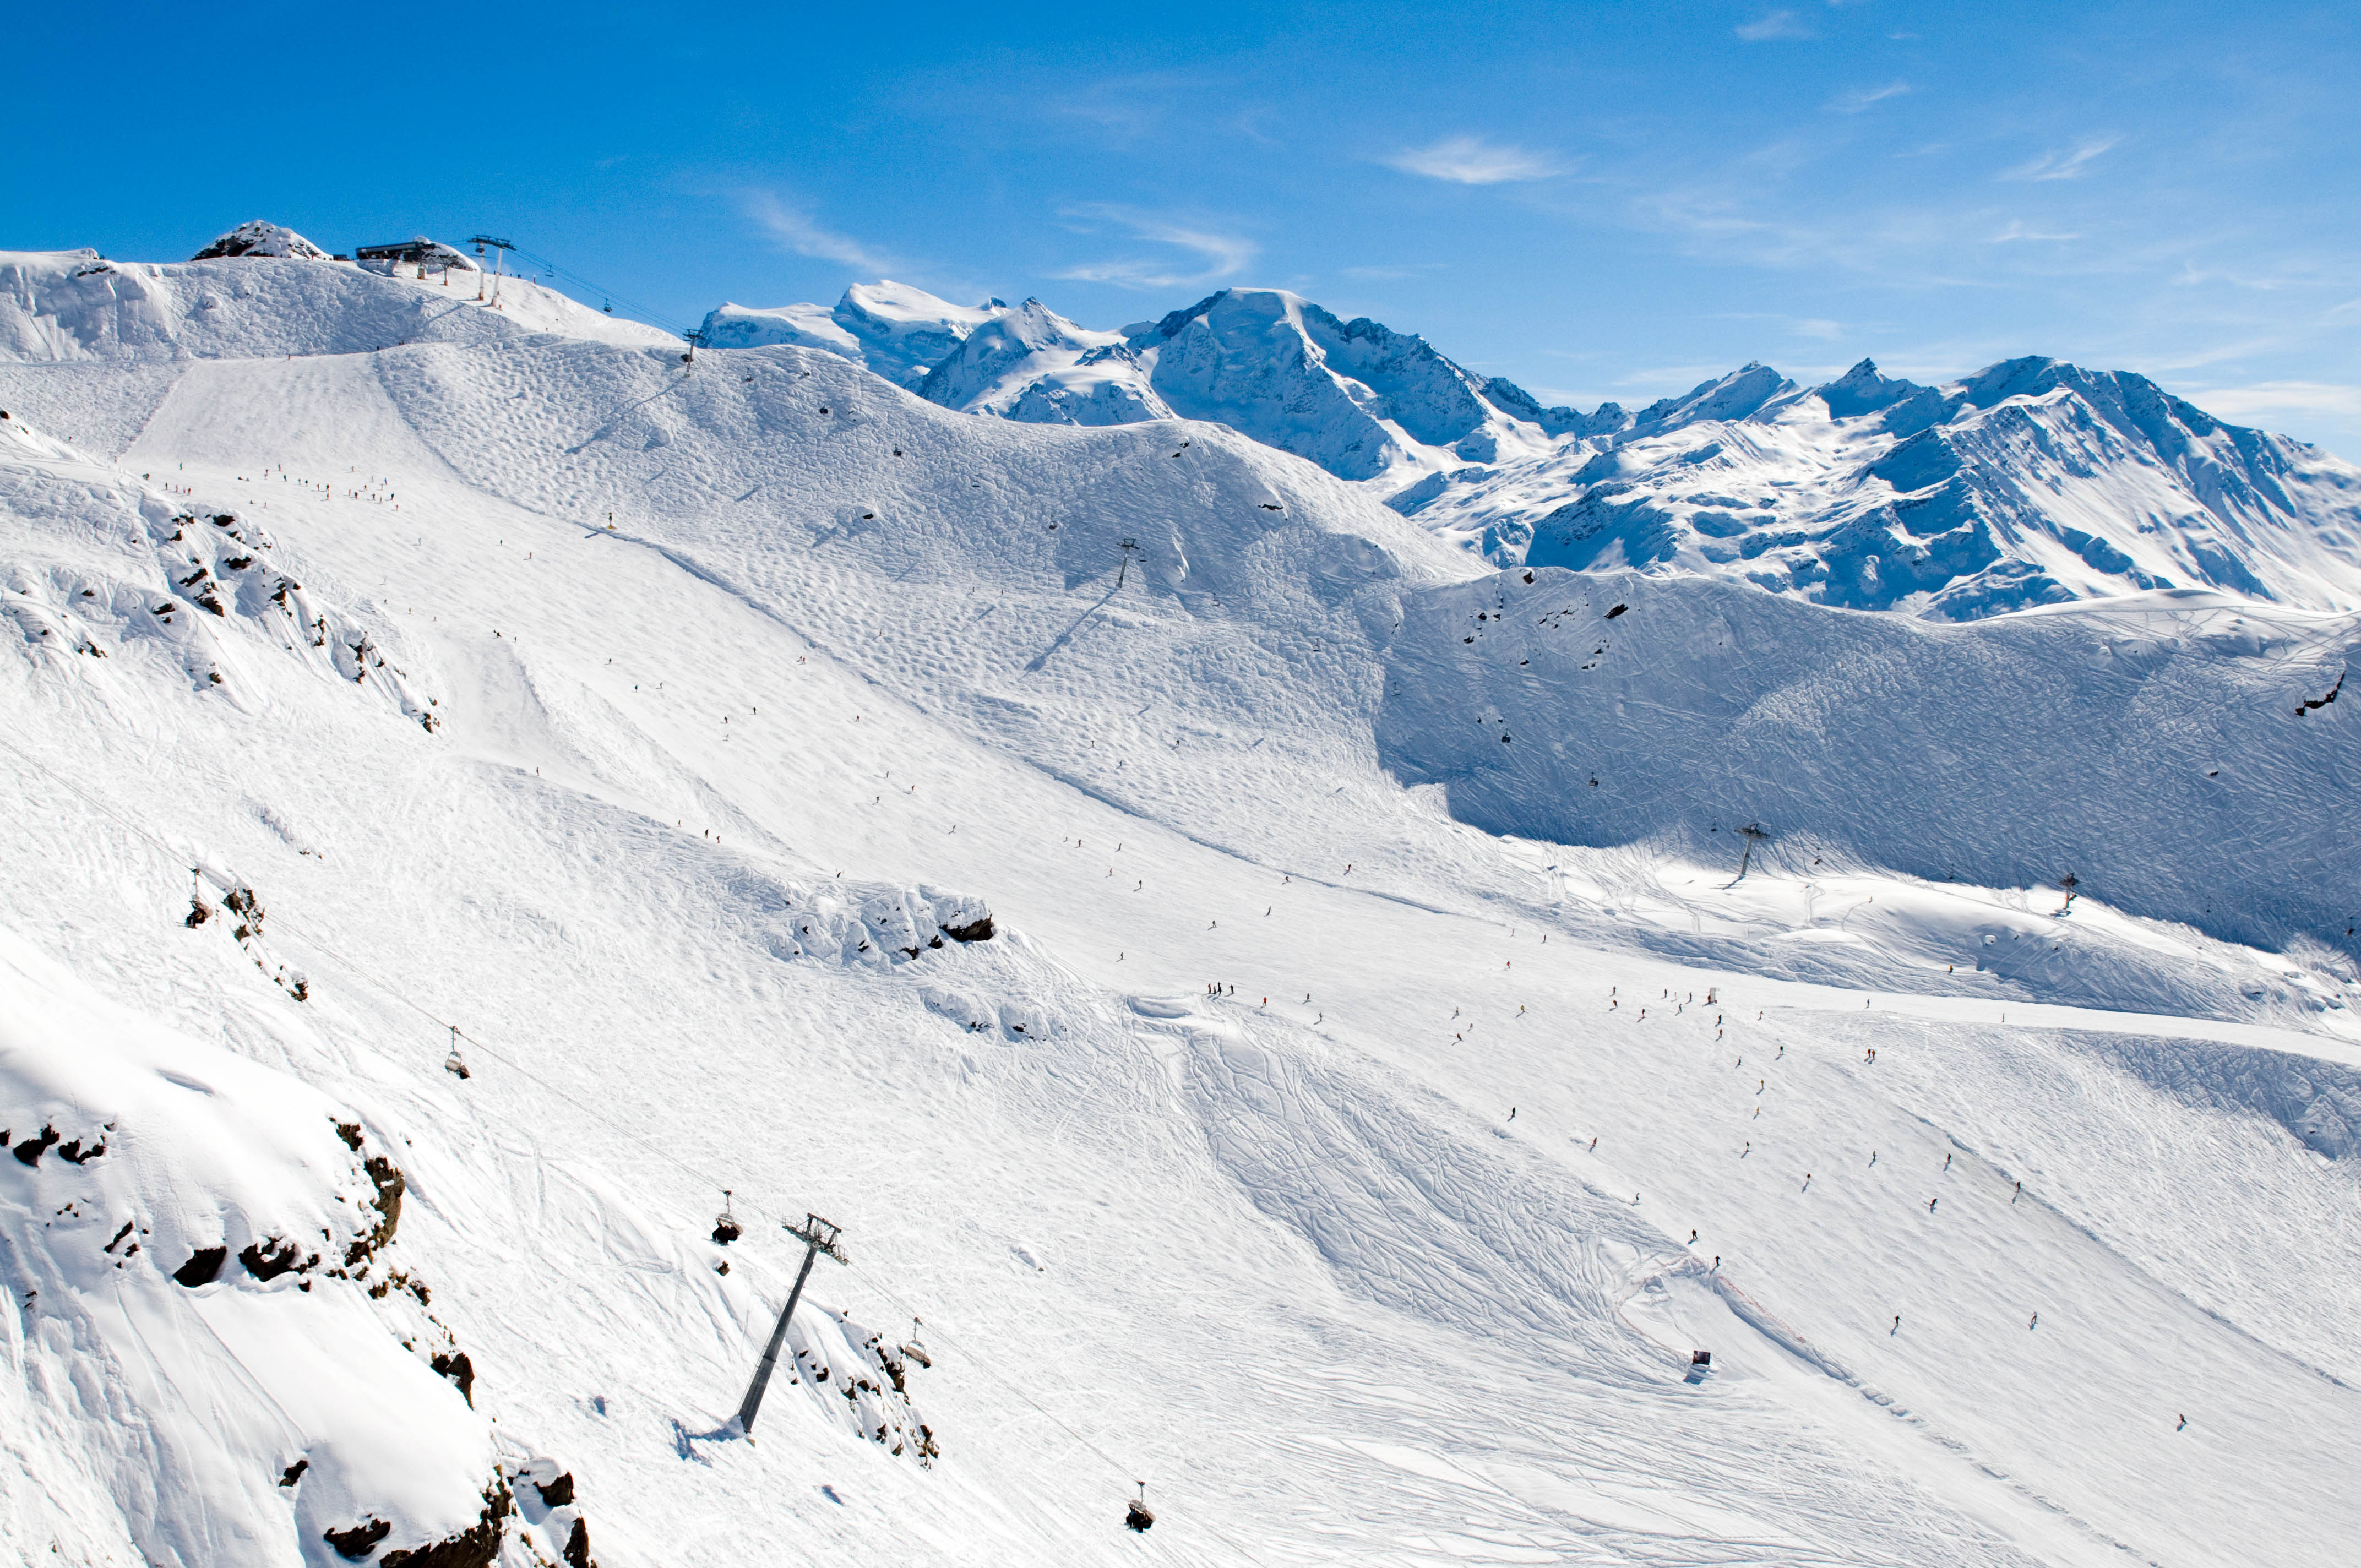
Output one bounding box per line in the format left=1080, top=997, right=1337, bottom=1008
left=0, top=239, right=2356, bottom=1567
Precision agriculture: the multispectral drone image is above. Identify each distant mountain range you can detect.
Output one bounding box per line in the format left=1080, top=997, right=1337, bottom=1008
left=704, top=282, right=2361, bottom=619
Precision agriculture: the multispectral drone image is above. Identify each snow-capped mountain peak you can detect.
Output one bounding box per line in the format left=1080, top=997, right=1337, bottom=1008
left=916, top=298, right=1170, bottom=424
left=699, top=280, right=1005, bottom=387
left=1401, top=352, right=2361, bottom=617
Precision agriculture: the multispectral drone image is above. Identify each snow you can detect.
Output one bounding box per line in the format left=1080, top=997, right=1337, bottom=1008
left=715, top=276, right=2361, bottom=624
left=698, top=282, right=1002, bottom=388
left=1401, top=356, right=2361, bottom=619
left=191, top=222, right=330, bottom=263
left=916, top=300, right=1171, bottom=427
left=0, top=242, right=2356, bottom=1567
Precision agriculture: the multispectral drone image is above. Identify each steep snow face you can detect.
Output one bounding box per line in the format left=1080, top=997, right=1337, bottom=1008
left=917, top=299, right=1172, bottom=426
left=190, top=221, right=329, bottom=262
left=0, top=248, right=677, bottom=367
left=698, top=281, right=1003, bottom=387
left=0, top=929, right=502, bottom=1568
left=1118, top=288, right=1550, bottom=482
left=1403, top=357, right=2361, bottom=618
left=1380, top=568, right=2361, bottom=984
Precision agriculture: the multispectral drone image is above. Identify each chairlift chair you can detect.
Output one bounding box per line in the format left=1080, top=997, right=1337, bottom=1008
left=443, top=1025, right=471, bottom=1081
left=1124, top=1483, right=1155, bottom=1533
left=898, top=1316, right=932, bottom=1369
left=712, top=1189, right=743, bottom=1246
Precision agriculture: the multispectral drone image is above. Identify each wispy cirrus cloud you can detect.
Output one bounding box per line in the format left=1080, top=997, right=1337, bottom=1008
left=1385, top=135, right=1559, bottom=185
left=2180, top=380, right=2361, bottom=422
left=1829, top=81, right=1910, bottom=113
left=2003, top=135, right=2122, bottom=182
left=741, top=191, right=896, bottom=274
left=1736, top=9, right=1813, bottom=41
left=1991, top=220, right=2081, bottom=243
left=1053, top=204, right=1258, bottom=290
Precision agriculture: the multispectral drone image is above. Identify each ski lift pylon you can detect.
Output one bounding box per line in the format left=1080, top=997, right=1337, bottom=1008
left=712, top=1189, right=743, bottom=1246
left=443, top=1025, right=471, bottom=1080
left=1124, top=1482, right=1155, bottom=1533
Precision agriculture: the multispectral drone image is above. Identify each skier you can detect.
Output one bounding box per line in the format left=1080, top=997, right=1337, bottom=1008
left=1943, top=1154, right=1952, bottom=1172
left=1928, top=1197, right=1939, bottom=1213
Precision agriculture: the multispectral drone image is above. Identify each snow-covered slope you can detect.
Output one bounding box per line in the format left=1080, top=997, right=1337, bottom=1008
left=698, top=282, right=1002, bottom=388
left=2, top=244, right=2358, bottom=1568
left=0, top=246, right=679, bottom=367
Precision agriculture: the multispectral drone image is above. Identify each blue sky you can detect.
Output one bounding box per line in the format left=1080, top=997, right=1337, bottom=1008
left=12, top=1, right=2361, bottom=451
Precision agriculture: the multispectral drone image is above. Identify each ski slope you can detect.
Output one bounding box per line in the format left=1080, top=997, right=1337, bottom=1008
left=0, top=245, right=2357, bottom=1568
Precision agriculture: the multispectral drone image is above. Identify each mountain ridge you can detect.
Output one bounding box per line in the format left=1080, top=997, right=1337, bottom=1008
left=703, top=279, right=2361, bottom=620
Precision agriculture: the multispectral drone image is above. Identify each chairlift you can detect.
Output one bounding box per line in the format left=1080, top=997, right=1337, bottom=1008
left=712, top=1189, right=743, bottom=1246
left=1123, top=1482, right=1155, bottom=1533
left=898, top=1316, right=932, bottom=1369
left=443, top=1025, right=471, bottom=1081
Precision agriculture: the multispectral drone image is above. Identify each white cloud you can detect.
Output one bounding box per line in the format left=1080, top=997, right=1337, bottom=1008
left=2002, top=135, right=2122, bottom=182
left=2182, top=380, right=2361, bottom=421
left=1990, top=220, right=2081, bottom=243
left=1385, top=135, right=1559, bottom=185
left=1736, top=10, right=1814, bottom=40
left=1829, top=81, right=1910, bottom=113
left=1053, top=205, right=1259, bottom=291
left=741, top=192, right=895, bottom=274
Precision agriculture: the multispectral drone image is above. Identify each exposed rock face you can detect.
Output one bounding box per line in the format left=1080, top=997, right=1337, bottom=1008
left=192, top=221, right=329, bottom=262
left=379, top=1481, right=511, bottom=1568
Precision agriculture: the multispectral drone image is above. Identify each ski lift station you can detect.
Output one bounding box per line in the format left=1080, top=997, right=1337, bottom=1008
left=352, top=236, right=478, bottom=279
